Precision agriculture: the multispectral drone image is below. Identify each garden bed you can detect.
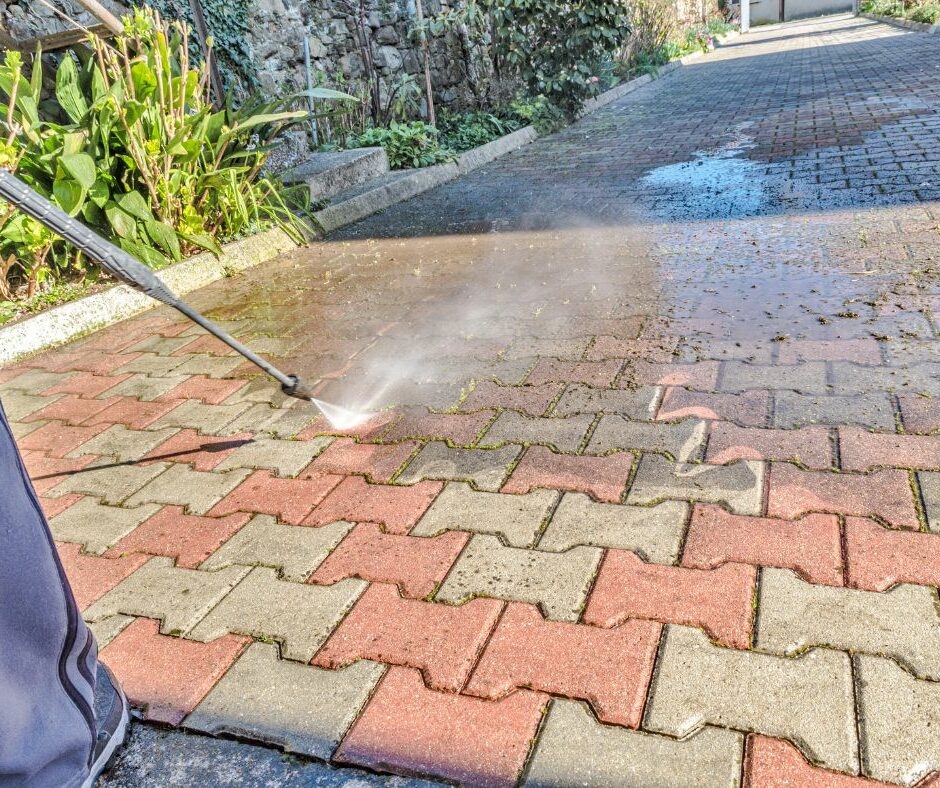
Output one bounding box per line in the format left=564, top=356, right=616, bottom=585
left=861, top=10, right=940, bottom=31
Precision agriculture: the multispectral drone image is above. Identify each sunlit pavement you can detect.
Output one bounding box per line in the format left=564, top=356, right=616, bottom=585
left=5, top=13, right=940, bottom=785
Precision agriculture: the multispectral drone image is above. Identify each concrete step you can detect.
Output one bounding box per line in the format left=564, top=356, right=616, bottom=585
left=282, top=147, right=390, bottom=202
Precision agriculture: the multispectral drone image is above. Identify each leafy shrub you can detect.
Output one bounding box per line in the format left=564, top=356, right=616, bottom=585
left=0, top=8, right=352, bottom=300
left=706, top=19, right=735, bottom=35
left=437, top=109, right=522, bottom=153
left=488, top=0, right=631, bottom=119
left=505, top=95, right=567, bottom=135
left=908, top=2, right=940, bottom=22
left=352, top=121, right=455, bottom=169
left=860, top=0, right=903, bottom=14
left=620, top=0, right=678, bottom=68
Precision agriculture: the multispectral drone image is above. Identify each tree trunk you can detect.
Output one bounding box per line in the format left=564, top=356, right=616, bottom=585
left=415, top=0, right=436, bottom=126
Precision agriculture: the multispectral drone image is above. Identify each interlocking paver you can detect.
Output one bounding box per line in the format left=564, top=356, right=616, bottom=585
left=66, top=424, right=177, bottom=462
left=24, top=394, right=119, bottom=425
left=772, top=392, right=897, bottom=431
left=501, top=446, right=633, bottom=502
left=706, top=423, right=832, bottom=469
left=526, top=359, right=622, bottom=387
left=831, top=362, right=940, bottom=397
left=84, top=557, right=250, bottom=634
left=776, top=339, right=883, bottom=365
left=310, top=522, right=467, bottom=598
left=199, top=514, right=352, bottom=581
left=148, top=399, right=251, bottom=434
left=141, top=429, right=251, bottom=471
left=100, top=373, right=188, bottom=400
left=188, top=567, right=366, bottom=661
left=412, top=482, right=556, bottom=548
left=524, top=700, right=744, bottom=788
left=21, top=451, right=97, bottom=494
left=42, top=372, right=133, bottom=398
left=46, top=460, right=170, bottom=505
left=397, top=442, right=520, bottom=491
left=100, top=617, right=249, bottom=725
left=49, top=498, right=163, bottom=553
left=720, top=362, right=829, bottom=394
left=336, top=666, right=547, bottom=788
left=158, top=375, right=247, bottom=405
left=898, top=395, right=940, bottom=434
left=646, top=625, right=857, bottom=772
left=767, top=464, right=919, bottom=529
left=918, top=471, right=940, bottom=533
left=585, top=549, right=756, bottom=649
left=855, top=655, right=940, bottom=785
left=756, top=568, right=940, bottom=680
left=304, top=476, right=443, bottom=532
left=105, top=506, right=250, bottom=568
left=214, top=435, right=333, bottom=476
left=436, top=535, right=602, bottom=621
left=18, top=422, right=109, bottom=457
left=0, top=391, right=64, bottom=421
left=303, top=437, right=417, bottom=482
left=185, top=642, right=384, bottom=759
left=551, top=384, right=659, bottom=418
left=629, top=360, right=721, bottom=389
left=56, top=543, right=149, bottom=609
left=209, top=469, right=344, bottom=524
left=458, top=381, right=563, bottom=415
left=83, top=397, right=182, bottom=429
left=657, top=389, right=770, bottom=426
left=588, top=416, right=707, bottom=461
left=124, top=465, right=252, bottom=515
left=465, top=603, right=660, bottom=727
left=839, top=426, right=940, bottom=471
left=627, top=454, right=765, bottom=516
left=682, top=504, right=843, bottom=586
left=845, top=516, right=940, bottom=591
left=382, top=409, right=495, bottom=445
left=1, top=368, right=76, bottom=393
left=479, top=411, right=594, bottom=452
left=538, top=494, right=688, bottom=562
left=313, top=583, right=502, bottom=692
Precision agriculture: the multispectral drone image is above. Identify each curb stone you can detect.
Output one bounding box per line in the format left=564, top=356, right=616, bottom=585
left=862, top=12, right=940, bottom=33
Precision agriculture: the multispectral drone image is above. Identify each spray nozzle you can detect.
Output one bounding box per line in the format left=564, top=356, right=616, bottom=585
left=281, top=374, right=315, bottom=400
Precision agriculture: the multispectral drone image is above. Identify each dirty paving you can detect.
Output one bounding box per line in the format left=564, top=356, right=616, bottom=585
left=5, top=13, right=940, bottom=787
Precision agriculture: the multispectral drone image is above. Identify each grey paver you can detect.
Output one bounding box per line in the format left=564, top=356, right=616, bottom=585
left=0, top=369, right=75, bottom=393
left=114, top=353, right=188, bottom=376
left=184, top=642, right=384, bottom=759
left=772, top=392, right=897, bottom=430
left=99, top=374, right=189, bottom=401
left=148, top=400, right=251, bottom=434
left=50, top=498, right=162, bottom=554
left=435, top=534, right=602, bottom=621
left=539, top=493, right=688, bottom=562
left=626, top=455, right=764, bottom=516
left=215, top=436, right=334, bottom=476
left=524, top=700, right=744, bottom=788
left=87, top=615, right=135, bottom=648
left=84, top=558, right=250, bottom=634
left=917, top=471, right=940, bottom=533
left=479, top=412, right=594, bottom=452
left=220, top=402, right=319, bottom=438
left=646, top=625, right=858, bottom=773
left=396, top=442, right=521, bottom=491
left=124, top=465, right=252, bottom=514
left=172, top=354, right=245, bottom=378
left=757, top=568, right=940, bottom=680
left=188, top=567, right=366, bottom=662
left=199, top=515, right=353, bottom=581
left=128, top=335, right=197, bottom=355
left=588, top=416, right=707, bottom=460
left=720, top=361, right=829, bottom=394
left=831, top=361, right=940, bottom=397
left=0, top=391, right=63, bottom=421
left=412, top=482, right=557, bottom=547
left=856, top=655, right=940, bottom=785
left=46, top=460, right=170, bottom=505
left=68, top=425, right=178, bottom=462
left=552, top=384, right=659, bottom=418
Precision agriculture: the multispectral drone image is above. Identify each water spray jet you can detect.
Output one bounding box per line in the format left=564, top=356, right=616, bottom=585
left=0, top=169, right=367, bottom=428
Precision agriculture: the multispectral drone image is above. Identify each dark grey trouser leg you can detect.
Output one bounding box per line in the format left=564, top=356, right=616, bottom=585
left=0, top=400, right=96, bottom=787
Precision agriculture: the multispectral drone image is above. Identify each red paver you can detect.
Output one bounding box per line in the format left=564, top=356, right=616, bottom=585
left=304, top=476, right=443, bottom=533
left=40, top=493, right=82, bottom=519
left=54, top=351, right=142, bottom=375
left=743, top=735, right=899, bottom=787
left=18, top=422, right=109, bottom=457
left=41, top=373, right=134, bottom=398
left=170, top=334, right=236, bottom=356
left=297, top=411, right=398, bottom=441
left=143, top=429, right=252, bottom=471
left=22, top=452, right=96, bottom=494
left=55, top=543, right=149, bottom=610
left=209, top=470, right=343, bottom=524
left=706, top=422, right=832, bottom=469
left=777, top=339, right=882, bottom=364
left=314, top=583, right=502, bottom=692
left=309, top=522, right=468, bottom=598
left=767, top=464, right=919, bottom=530
left=526, top=359, right=622, bottom=387
left=584, top=550, right=757, bottom=649
left=501, top=446, right=633, bottom=503
left=106, top=506, right=250, bottom=569
left=83, top=397, right=182, bottom=430
left=632, top=360, right=720, bottom=389
left=382, top=409, right=495, bottom=445
left=100, top=618, right=249, bottom=725
left=24, top=395, right=120, bottom=425
left=336, top=666, right=547, bottom=788
left=682, top=504, right=843, bottom=586
left=465, top=603, right=661, bottom=728
left=158, top=376, right=246, bottom=405
left=898, top=396, right=940, bottom=434
left=304, top=437, right=419, bottom=483
left=657, top=388, right=770, bottom=426
left=459, top=382, right=564, bottom=416
left=839, top=426, right=940, bottom=472
left=845, top=516, right=940, bottom=591
left=586, top=335, right=677, bottom=362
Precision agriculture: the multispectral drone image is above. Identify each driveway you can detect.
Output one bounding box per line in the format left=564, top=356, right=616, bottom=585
left=4, top=13, right=940, bottom=786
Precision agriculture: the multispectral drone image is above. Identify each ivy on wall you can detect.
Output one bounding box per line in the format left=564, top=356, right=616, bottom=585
left=135, top=0, right=258, bottom=97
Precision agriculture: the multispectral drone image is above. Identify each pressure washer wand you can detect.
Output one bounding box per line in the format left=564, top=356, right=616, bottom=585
left=0, top=168, right=314, bottom=401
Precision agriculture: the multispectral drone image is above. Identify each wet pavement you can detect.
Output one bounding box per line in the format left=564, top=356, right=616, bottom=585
left=5, top=12, right=940, bottom=786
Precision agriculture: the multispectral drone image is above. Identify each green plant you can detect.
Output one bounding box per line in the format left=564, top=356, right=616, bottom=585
left=0, top=7, right=353, bottom=300
left=620, top=0, right=678, bottom=69
left=908, top=2, right=940, bottom=22
left=487, top=0, right=631, bottom=119
left=505, top=95, right=566, bottom=135
left=437, top=109, right=521, bottom=152
left=352, top=121, right=455, bottom=169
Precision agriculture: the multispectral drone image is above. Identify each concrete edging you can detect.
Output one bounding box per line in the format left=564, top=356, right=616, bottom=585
left=0, top=227, right=295, bottom=364
left=862, top=11, right=940, bottom=33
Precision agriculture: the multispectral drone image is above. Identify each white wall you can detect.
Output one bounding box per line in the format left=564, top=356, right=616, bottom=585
left=784, top=0, right=853, bottom=18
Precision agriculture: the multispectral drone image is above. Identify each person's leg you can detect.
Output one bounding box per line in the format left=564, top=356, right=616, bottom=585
left=0, top=399, right=97, bottom=788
